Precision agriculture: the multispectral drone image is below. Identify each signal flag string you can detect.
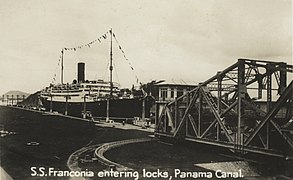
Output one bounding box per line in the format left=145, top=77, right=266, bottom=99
left=53, top=30, right=111, bottom=84
left=53, top=29, right=140, bottom=85
left=112, top=32, right=140, bottom=84
left=63, top=30, right=110, bottom=51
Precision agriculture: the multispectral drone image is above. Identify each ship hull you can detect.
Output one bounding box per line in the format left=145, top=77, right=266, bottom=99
left=41, top=98, right=152, bottom=119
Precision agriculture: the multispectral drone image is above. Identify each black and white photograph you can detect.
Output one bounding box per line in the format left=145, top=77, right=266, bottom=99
left=0, top=0, right=292, bottom=179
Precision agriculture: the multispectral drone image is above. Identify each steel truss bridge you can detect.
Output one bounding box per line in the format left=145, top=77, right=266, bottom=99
left=155, top=59, right=293, bottom=159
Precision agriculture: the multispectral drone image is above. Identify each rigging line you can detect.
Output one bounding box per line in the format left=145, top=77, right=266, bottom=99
left=52, top=53, right=63, bottom=84
left=113, top=61, right=120, bottom=85
left=112, top=32, right=140, bottom=84
left=102, top=60, right=110, bottom=82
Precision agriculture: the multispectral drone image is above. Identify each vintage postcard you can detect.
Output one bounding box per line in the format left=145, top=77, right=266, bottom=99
left=0, top=0, right=292, bottom=179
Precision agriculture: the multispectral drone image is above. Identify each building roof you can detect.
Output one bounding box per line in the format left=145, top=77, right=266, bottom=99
left=156, top=83, right=197, bottom=88
left=155, top=79, right=197, bottom=87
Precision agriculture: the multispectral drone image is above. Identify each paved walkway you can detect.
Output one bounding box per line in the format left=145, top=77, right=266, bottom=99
left=1, top=167, right=13, bottom=180
left=9, top=105, right=155, bottom=133
left=94, top=121, right=154, bottom=133
left=195, top=161, right=259, bottom=177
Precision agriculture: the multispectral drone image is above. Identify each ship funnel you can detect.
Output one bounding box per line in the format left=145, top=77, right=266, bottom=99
left=77, top=62, right=85, bottom=83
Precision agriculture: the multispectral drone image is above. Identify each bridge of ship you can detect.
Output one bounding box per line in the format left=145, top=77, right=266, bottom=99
left=155, top=59, right=293, bottom=158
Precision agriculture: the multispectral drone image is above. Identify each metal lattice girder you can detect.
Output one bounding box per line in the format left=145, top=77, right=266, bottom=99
left=173, top=89, right=199, bottom=137
left=166, top=106, right=175, bottom=131
left=244, top=60, right=292, bottom=86
left=200, top=120, right=217, bottom=138
left=184, top=137, right=289, bottom=158
left=270, top=120, right=293, bottom=148
left=187, top=114, right=198, bottom=137
left=156, top=104, right=167, bottom=132
left=200, top=87, right=234, bottom=143
left=244, top=81, right=293, bottom=147
left=155, top=58, right=293, bottom=157
left=220, top=100, right=238, bottom=117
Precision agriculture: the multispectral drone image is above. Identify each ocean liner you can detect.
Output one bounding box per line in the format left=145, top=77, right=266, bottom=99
left=40, top=29, right=152, bottom=119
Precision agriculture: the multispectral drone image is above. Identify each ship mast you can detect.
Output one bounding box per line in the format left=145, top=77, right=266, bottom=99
left=106, top=28, right=113, bottom=122
left=109, top=28, right=113, bottom=98
left=61, top=48, right=64, bottom=84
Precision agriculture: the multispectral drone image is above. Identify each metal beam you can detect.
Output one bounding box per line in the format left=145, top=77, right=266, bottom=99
left=200, top=120, right=217, bottom=138
left=245, top=81, right=293, bottom=146
left=237, top=59, right=245, bottom=148
left=173, top=90, right=199, bottom=137
left=185, top=137, right=290, bottom=159
left=188, top=114, right=198, bottom=137
left=270, top=120, right=293, bottom=149
left=220, top=100, right=238, bottom=117
left=200, top=87, right=234, bottom=143
left=155, top=59, right=292, bottom=158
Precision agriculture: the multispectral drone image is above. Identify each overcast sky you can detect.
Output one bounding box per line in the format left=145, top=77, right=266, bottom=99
left=0, top=0, right=292, bottom=95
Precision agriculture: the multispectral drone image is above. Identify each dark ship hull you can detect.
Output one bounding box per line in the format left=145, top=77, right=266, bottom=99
left=41, top=97, right=152, bottom=119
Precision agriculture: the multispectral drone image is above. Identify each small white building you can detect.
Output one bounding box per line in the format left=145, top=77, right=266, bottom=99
left=153, top=81, right=197, bottom=125
left=156, top=82, right=197, bottom=103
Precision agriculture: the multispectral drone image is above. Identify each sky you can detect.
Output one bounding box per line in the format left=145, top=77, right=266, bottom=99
left=0, top=0, right=292, bottom=95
